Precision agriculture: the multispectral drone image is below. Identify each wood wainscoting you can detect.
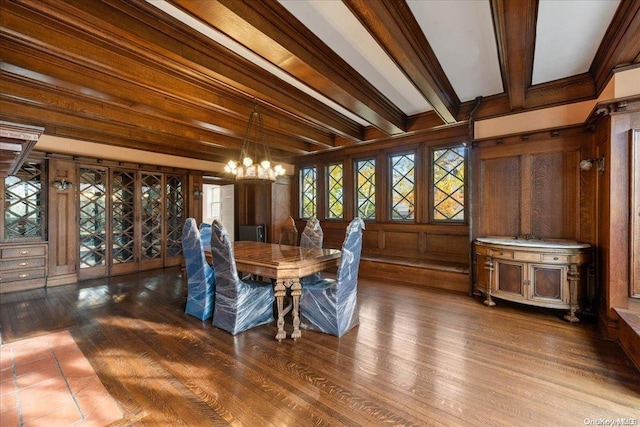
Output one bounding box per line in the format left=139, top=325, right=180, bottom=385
left=310, top=220, right=470, bottom=293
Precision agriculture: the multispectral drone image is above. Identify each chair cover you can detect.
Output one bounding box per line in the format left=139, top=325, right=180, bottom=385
left=300, top=216, right=323, bottom=248
left=300, top=217, right=364, bottom=337
left=210, top=220, right=274, bottom=335
left=182, top=218, right=215, bottom=321
left=300, top=216, right=324, bottom=284
left=199, top=222, right=212, bottom=252
left=278, top=216, right=298, bottom=246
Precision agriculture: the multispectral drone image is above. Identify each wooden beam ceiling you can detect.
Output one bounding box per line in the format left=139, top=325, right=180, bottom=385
left=0, top=0, right=638, bottom=168
left=170, top=0, right=406, bottom=136
left=344, top=0, right=459, bottom=125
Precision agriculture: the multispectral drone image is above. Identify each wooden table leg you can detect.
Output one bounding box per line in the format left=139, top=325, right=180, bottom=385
left=274, top=279, right=287, bottom=341
left=290, top=279, right=302, bottom=340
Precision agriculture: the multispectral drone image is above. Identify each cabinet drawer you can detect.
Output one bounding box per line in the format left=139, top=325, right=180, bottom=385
left=541, top=254, right=570, bottom=263
left=0, top=257, right=46, bottom=271
left=1, top=246, right=46, bottom=259
left=0, top=267, right=46, bottom=282
left=514, top=252, right=541, bottom=262
left=490, top=249, right=513, bottom=259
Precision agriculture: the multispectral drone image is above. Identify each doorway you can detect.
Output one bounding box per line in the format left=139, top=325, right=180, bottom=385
left=202, top=183, right=235, bottom=241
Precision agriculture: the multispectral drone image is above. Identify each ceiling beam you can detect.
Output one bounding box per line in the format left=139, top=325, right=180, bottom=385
left=344, top=0, right=459, bottom=125
left=491, top=0, right=538, bottom=111
left=591, top=0, right=640, bottom=94
left=169, top=0, right=407, bottom=135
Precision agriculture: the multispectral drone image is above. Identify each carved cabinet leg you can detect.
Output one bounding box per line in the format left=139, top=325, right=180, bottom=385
left=483, top=256, right=496, bottom=307
left=563, top=264, right=580, bottom=323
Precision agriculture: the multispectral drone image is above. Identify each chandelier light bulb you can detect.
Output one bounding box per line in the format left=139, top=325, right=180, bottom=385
left=260, top=160, right=270, bottom=169
left=243, top=157, right=253, bottom=167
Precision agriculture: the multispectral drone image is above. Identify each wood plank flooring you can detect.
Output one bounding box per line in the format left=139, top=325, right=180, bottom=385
left=1, top=267, right=638, bottom=426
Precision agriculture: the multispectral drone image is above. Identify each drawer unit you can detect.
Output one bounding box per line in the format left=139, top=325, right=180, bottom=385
left=0, top=243, right=48, bottom=293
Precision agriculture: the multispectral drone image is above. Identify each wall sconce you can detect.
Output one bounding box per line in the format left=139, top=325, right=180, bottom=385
left=193, top=186, right=202, bottom=199
left=51, top=178, right=73, bottom=190
left=579, top=157, right=605, bottom=175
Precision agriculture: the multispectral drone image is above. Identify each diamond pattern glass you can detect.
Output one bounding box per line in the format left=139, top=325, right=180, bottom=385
left=355, top=159, right=375, bottom=220
left=4, top=163, right=43, bottom=239
left=432, top=147, right=465, bottom=221
left=141, top=173, right=162, bottom=261
left=326, top=163, right=343, bottom=219
left=390, top=153, right=415, bottom=220
left=166, top=175, right=184, bottom=257
left=300, top=166, right=316, bottom=219
left=111, top=170, right=135, bottom=264
left=79, top=168, right=107, bottom=268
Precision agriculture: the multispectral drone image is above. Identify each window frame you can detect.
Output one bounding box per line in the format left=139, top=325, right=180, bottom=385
left=299, top=165, right=317, bottom=220
left=388, top=150, right=416, bottom=222
left=354, top=157, right=376, bottom=221
left=429, top=144, right=468, bottom=224
left=325, top=162, right=344, bottom=220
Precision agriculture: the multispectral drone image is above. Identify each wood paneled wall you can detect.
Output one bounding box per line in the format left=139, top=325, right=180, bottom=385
left=471, top=126, right=593, bottom=242
left=47, top=157, right=77, bottom=286
left=593, top=100, right=640, bottom=339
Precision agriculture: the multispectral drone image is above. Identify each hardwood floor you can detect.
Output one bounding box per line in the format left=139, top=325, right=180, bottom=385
left=1, top=267, right=638, bottom=426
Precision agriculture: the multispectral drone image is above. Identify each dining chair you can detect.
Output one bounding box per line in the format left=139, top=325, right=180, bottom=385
left=182, top=218, right=215, bottom=321
left=199, top=222, right=212, bottom=252
left=300, top=216, right=323, bottom=249
left=278, top=216, right=298, bottom=246
left=300, top=216, right=324, bottom=284
left=299, top=217, right=364, bottom=337
left=210, top=220, right=274, bottom=335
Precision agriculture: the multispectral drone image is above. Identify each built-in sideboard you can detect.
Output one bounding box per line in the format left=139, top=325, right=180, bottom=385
left=474, top=236, right=591, bottom=322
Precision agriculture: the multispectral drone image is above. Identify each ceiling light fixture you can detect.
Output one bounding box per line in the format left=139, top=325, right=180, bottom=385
left=225, top=101, right=285, bottom=182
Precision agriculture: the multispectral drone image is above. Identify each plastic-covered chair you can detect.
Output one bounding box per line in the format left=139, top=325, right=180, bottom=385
left=300, top=216, right=323, bottom=249
left=210, top=220, right=274, bottom=335
left=199, top=222, right=212, bottom=252
left=300, top=216, right=324, bottom=284
left=182, top=218, right=215, bottom=321
left=300, top=217, right=364, bottom=337
left=278, top=216, right=298, bottom=246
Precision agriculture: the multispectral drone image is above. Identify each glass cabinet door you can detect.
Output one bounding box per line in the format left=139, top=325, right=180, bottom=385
left=139, top=172, right=163, bottom=270
left=3, top=162, right=44, bottom=241
left=78, top=166, right=185, bottom=279
left=78, top=167, right=107, bottom=279
left=165, top=174, right=184, bottom=266
left=111, top=169, right=137, bottom=275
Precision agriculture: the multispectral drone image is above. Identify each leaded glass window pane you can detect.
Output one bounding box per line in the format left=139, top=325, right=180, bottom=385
left=355, top=158, right=375, bottom=220
left=432, top=147, right=465, bottom=221
left=390, top=153, right=415, bottom=220
left=300, top=166, right=316, bottom=219
left=4, top=162, right=44, bottom=239
left=326, top=163, right=343, bottom=219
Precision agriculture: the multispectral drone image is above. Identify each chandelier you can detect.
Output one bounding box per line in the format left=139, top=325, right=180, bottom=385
left=224, top=101, right=285, bottom=182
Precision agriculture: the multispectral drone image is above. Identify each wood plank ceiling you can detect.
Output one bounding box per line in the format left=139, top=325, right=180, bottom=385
left=0, top=0, right=639, bottom=171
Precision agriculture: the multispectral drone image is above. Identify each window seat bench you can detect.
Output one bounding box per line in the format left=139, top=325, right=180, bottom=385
left=615, top=298, right=640, bottom=371
left=358, top=253, right=470, bottom=293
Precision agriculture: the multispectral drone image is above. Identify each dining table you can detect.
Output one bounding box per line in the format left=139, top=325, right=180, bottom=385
left=232, top=241, right=341, bottom=341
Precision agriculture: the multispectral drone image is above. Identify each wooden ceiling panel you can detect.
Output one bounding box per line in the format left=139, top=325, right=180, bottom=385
left=0, top=0, right=637, bottom=167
